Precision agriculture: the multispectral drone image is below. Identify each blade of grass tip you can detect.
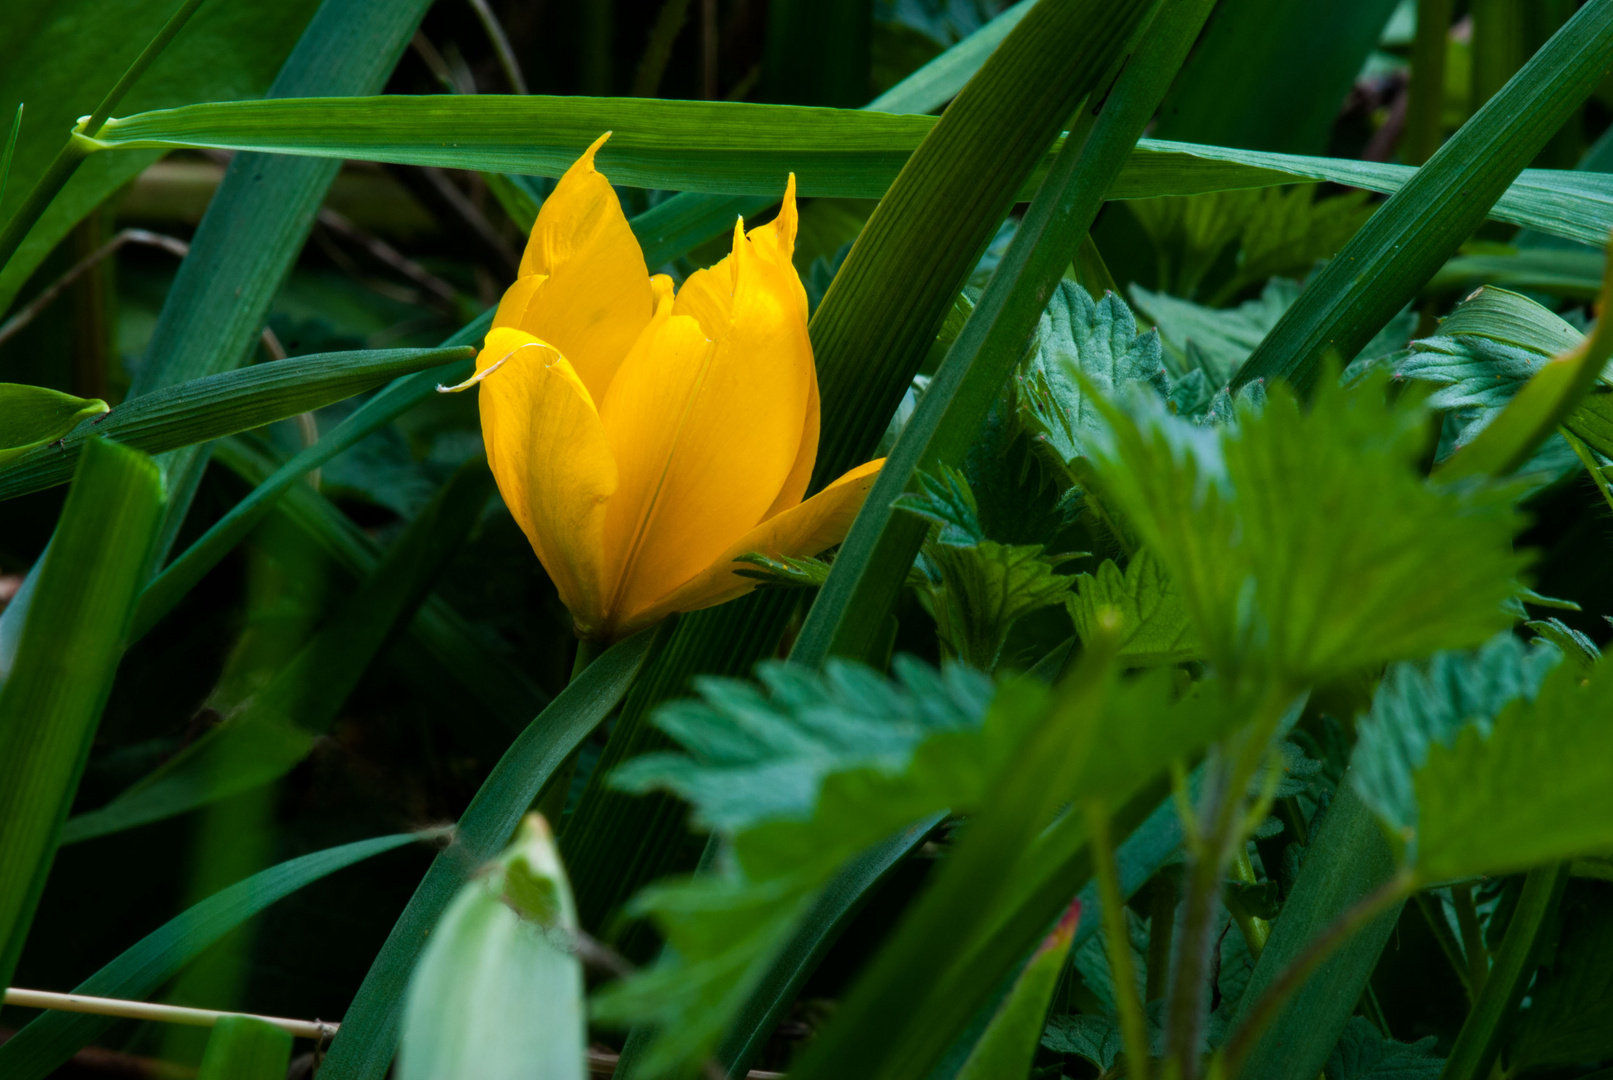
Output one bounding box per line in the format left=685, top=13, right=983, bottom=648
left=0, top=439, right=164, bottom=989
left=561, top=0, right=1154, bottom=943
left=0, top=0, right=208, bottom=274
left=793, top=0, right=1217, bottom=667
left=0, top=832, right=425, bottom=1080
left=131, top=0, right=439, bottom=572
left=0, top=344, right=473, bottom=503
left=1230, top=0, right=1613, bottom=395
left=315, top=622, right=670, bottom=1080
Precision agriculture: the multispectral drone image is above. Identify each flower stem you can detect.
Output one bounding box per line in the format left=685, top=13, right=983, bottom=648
left=1226, top=845, right=1272, bottom=958
left=533, top=638, right=608, bottom=824
left=1088, top=801, right=1151, bottom=1080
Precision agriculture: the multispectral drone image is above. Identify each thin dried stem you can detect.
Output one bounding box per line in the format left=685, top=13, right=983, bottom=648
left=0, top=229, right=187, bottom=348
left=466, top=0, right=529, bottom=94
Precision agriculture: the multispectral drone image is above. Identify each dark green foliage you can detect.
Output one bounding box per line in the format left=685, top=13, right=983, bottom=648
left=1324, top=1017, right=1444, bottom=1080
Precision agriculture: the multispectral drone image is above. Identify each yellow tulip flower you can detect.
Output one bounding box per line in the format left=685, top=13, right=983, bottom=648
left=448, top=133, right=882, bottom=641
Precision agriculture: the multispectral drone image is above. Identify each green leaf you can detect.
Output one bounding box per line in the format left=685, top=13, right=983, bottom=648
left=0, top=0, right=321, bottom=314
left=1232, top=0, right=1613, bottom=393
left=1015, top=281, right=1170, bottom=475
left=1088, top=371, right=1525, bottom=681
left=0, top=384, right=107, bottom=465
left=1324, top=1017, right=1444, bottom=1080
left=1131, top=278, right=1415, bottom=386
left=1229, top=783, right=1408, bottom=1080
left=1414, top=657, right=1613, bottom=881
left=195, top=1017, right=293, bottom=1080
left=1066, top=550, right=1198, bottom=666
left=1506, top=882, right=1613, bottom=1073
left=0, top=438, right=163, bottom=988
left=0, top=829, right=421, bottom=1080
left=956, top=906, right=1081, bottom=1080
left=1043, top=1013, right=1126, bottom=1073
left=59, top=457, right=494, bottom=843
left=593, top=658, right=998, bottom=1075
left=0, top=344, right=472, bottom=503
left=316, top=627, right=661, bottom=1080
left=399, top=815, right=585, bottom=1080
left=1429, top=246, right=1606, bottom=300
left=731, top=552, right=834, bottom=589
left=1350, top=635, right=1562, bottom=858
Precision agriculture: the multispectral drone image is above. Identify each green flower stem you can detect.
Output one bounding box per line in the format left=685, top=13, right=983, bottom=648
left=1439, top=863, right=1571, bottom=1080
left=1088, top=801, right=1151, bottom=1080
left=533, top=635, right=613, bottom=825
left=1227, top=845, right=1273, bottom=958
left=1453, top=882, right=1489, bottom=998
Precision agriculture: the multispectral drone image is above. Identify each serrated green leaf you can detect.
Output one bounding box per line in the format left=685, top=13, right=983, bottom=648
left=1231, top=186, right=1378, bottom=297
left=1351, top=634, right=1562, bottom=859
left=1066, top=550, right=1198, bottom=666
left=0, top=345, right=471, bottom=503
left=399, top=815, right=584, bottom=1080
left=1414, top=656, right=1613, bottom=881
left=1043, top=1012, right=1126, bottom=1072
left=1016, top=282, right=1169, bottom=476
left=1325, top=1016, right=1444, bottom=1080
left=0, top=384, right=107, bottom=465
left=1088, top=371, right=1525, bottom=681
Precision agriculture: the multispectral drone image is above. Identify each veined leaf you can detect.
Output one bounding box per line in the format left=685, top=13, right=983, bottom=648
left=1325, top=1017, right=1445, bottom=1080
left=0, top=344, right=472, bottom=502
left=0, top=832, right=424, bottom=1080
left=1414, top=655, right=1613, bottom=882
left=81, top=98, right=1613, bottom=246
left=0, top=384, right=107, bottom=465
left=1087, top=371, right=1525, bottom=681
left=1505, top=882, right=1613, bottom=1073
left=1350, top=634, right=1562, bottom=859
left=0, top=438, right=163, bottom=988
left=399, top=815, right=585, bottom=1080
left=1066, top=550, right=1198, bottom=666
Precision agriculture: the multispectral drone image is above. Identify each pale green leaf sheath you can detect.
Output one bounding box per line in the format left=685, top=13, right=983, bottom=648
left=399, top=815, right=585, bottom=1080
left=0, top=384, right=107, bottom=465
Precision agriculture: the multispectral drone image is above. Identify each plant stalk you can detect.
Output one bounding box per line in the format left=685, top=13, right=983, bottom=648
left=1088, top=801, right=1151, bottom=1080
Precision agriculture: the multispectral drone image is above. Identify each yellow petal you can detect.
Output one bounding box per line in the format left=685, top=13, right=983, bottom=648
left=598, top=217, right=814, bottom=622
left=492, top=273, right=546, bottom=335
left=625, top=458, right=885, bottom=628
left=473, top=326, right=619, bottom=635
left=502, top=132, right=653, bottom=401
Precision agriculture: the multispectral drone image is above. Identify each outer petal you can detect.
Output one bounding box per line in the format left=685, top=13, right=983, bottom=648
left=599, top=217, right=813, bottom=622
left=623, top=459, right=884, bottom=629
left=503, top=132, right=653, bottom=401
left=472, top=326, right=619, bottom=635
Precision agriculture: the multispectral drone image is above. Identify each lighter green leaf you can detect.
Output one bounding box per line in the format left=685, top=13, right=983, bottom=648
left=1414, top=656, right=1613, bottom=881
left=1087, top=371, right=1526, bottom=681
left=195, top=1017, right=292, bottom=1080
left=1066, top=550, right=1198, bottom=666
left=957, top=907, right=1080, bottom=1080
left=918, top=540, right=1079, bottom=670
left=0, top=384, right=107, bottom=465
left=399, top=815, right=584, bottom=1080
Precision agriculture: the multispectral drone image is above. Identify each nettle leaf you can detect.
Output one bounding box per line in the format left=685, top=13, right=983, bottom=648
left=0, top=384, right=108, bottom=466
left=1325, top=1017, right=1444, bottom=1080
left=900, top=466, right=1080, bottom=670
left=1042, top=1013, right=1125, bottom=1073
left=1128, top=188, right=1263, bottom=300
left=1131, top=278, right=1415, bottom=386
left=1351, top=634, right=1563, bottom=855
left=1232, top=186, right=1377, bottom=297
left=964, top=394, right=1081, bottom=550
left=1506, top=882, right=1613, bottom=1074
left=612, top=658, right=992, bottom=833
left=1086, top=371, right=1526, bottom=681
left=1015, top=281, right=1170, bottom=480
left=1065, top=549, right=1198, bottom=666
left=1415, top=654, right=1613, bottom=881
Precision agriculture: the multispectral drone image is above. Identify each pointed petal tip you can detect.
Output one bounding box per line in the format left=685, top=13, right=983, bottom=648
left=581, top=130, right=612, bottom=170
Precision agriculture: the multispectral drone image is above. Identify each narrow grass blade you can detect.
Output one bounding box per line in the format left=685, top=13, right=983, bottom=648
left=0, top=832, right=423, bottom=1080
left=1228, top=781, right=1407, bottom=1080
left=131, top=0, right=438, bottom=569
left=792, top=0, right=1216, bottom=667
left=60, top=458, right=495, bottom=843
left=0, top=438, right=164, bottom=989
left=195, top=1016, right=292, bottom=1080
left=316, top=624, right=666, bottom=1080
left=1232, top=0, right=1613, bottom=393
left=0, top=103, right=21, bottom=207
left=0, top=344, right=471, bottom=503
